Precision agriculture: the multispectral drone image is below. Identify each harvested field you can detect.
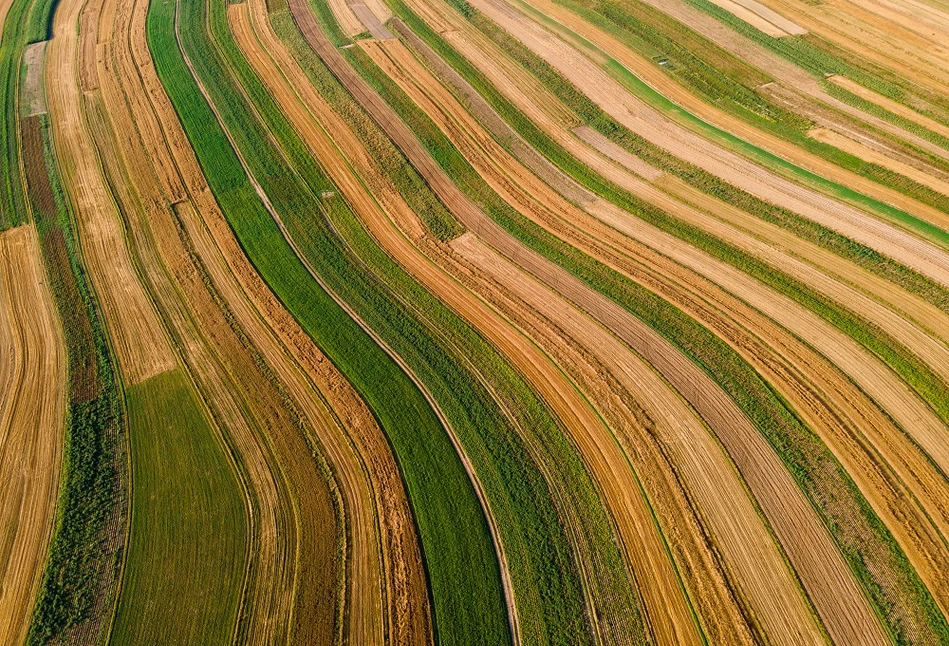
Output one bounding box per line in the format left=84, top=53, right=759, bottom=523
left=13, top=0, right=949, bottom=638
left=0, top=224, right=66, bottom=646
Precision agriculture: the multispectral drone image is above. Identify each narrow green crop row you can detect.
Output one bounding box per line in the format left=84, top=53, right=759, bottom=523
left=24, top=114, right=126, bottom=645
left=339, top=4, right=947, bottom=641
left=0, top=0, right=38, bottom=230
left=149, top=1, right=523, bottom=642
left=110, top=369, right=247, bottom=645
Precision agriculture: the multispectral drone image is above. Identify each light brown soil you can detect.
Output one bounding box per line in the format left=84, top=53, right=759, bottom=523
left=21, top=41, right=47, bottom=116
left=0, top=225, right=67, bottom=646
left=706, top=0, right=790, bottom=37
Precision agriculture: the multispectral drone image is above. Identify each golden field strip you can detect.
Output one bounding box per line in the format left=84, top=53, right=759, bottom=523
left=2, top=0, right=949, bottom=642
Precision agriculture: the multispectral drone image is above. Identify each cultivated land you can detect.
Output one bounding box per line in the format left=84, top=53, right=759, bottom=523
left=4, top=0, right=949, bottom=642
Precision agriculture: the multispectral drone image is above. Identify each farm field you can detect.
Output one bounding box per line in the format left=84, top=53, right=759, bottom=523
left=2, top=0, right=949, bottom=641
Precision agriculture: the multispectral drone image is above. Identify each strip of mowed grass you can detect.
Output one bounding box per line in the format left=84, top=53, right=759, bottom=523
left=109, top=368, right=247, bottom=645
left=24, top=113, right=126, bottom=644
left=344, top=4, right=949, bottom=641
left=148, top=1, right=523, bottom=642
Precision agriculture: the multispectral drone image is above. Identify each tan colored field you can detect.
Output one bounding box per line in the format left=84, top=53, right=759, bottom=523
left=0, top=225, right=66, bottom=646
left=46, top=0, right=174, bottom=385
left=361, top=32, right=902, bottom=642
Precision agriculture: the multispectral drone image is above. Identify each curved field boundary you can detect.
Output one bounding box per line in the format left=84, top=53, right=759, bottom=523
left=361, top=32, right=903, bottom=644
left=235, top=5, right=659, bottom=641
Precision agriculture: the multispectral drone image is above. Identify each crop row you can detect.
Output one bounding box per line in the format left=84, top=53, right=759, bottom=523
left=146, top=0, right=571, bottom=641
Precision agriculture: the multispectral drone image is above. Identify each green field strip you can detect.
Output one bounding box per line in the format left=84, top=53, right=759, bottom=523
left=335, top=3, right=949, bottom=640
left=22, top=112, right=128, bottom=644
left=0, top=0, right=60, bottom=232
left=499, top=0, right=949, bottom=249
left=266, top=10, right=652, bottom=644
left=147, top=1, right=527, bottom=642
left=109, top=368, right=247, bottom=645
left=1, top=0, right=37, bottom=230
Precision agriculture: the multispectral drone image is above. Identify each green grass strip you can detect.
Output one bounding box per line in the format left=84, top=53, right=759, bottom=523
left=26, top=113, right=125, bottom=644
left=110, top=369, right=247, bottom=644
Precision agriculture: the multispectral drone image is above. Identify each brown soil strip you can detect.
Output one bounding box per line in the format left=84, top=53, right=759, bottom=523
left=706, top=0, right=788, bottom=37
left=572, top=126, right=663, bottom=180
left=0, top=225, right=67, bottom=646
left=350, top=3, right=395, bottom=39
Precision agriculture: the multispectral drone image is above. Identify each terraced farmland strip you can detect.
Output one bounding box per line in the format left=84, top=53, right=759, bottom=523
left=233, top=5, right=655, bottom=641
left=0, top=224, right=66, bottom=646
left=45, top=0, right=174, bottom=385
left=363, top=32, right=908, bottom=644
left=109, top=0, right=432, bottom=633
